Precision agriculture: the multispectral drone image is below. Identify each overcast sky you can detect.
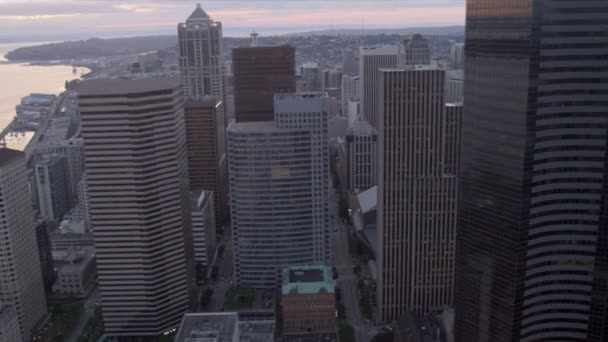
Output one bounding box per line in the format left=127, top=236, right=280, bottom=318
left=0, top=0, right=465, bottom=42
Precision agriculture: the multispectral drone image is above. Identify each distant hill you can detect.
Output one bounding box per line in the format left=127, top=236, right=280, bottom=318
left=5, top=26, right=465, bottom=62
left=284, top=26, right=465, bottom=37
left=5, top=35, right=177, bottom=61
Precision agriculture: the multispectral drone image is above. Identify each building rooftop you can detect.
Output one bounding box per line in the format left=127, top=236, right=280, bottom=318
left=76, top=75, right=181, bottom=96
left=360, top=44, right=399, bottom=55
left=53, top=247, right=95, bottom=271
left=0, top=148, right=24, bottom=167
left=228, top=120, right=277, bottom=132
left=187, top=3, right=211, bottom=22
left=175, top=312, right=239, bottom=342
left=281, top=265, right=334, bottom=296
left=357, top=186, right=377, bottom=214
left=239, top=320, right=275, bottom=342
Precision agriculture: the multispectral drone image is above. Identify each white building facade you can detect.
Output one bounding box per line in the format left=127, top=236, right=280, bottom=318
left=191, top=190, right=216, bottom=269
left=0, top=149, right=47, bottom=341
left=341, top=76, right=359, bottom=117
left=359, top=45, right=398, bottom=128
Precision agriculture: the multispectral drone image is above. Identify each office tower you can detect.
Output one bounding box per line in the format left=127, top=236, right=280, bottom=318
left=76, top=176, right=89, bottom=222
left=191, top=190, right=216, bottom=269
left=275, top=93, right=331, bottom=263
left=0, top=305, right=21, bottom=342
left=449, top=41, right=464, bottom=69
left=233, top=46, right=296, bottom=122
left=359, top=45, right=398, bottom=128
left=228, top=93, right=330, bottom=287
left=35, top=221, right=55, bottom=293
left=0, top=149, right=47, bottom=341
left=446, top=70, right=464, bottom=104
left=377, top=68, right=460, bottom=322
left=302, top=62, right=323, bottom=92
left=346, top=118, right=376, bottom=193
left=34, top=138, right=84, bottom=202
left=455, top=1, right=608, bottom=341
left=323, top=69, right=342, bottom=90
left=399, top=33, right=431, bottom=66
left=34, top=155, right=70, bottom=221
left=184, top=97, right=228, bottom=229
left=341, top=75, right=359, bottom=116
left=342, top=48, right=358, bottom=76
left=178, top=3, right=223, bottom=99
left=78, top=77, right=196, bottom=337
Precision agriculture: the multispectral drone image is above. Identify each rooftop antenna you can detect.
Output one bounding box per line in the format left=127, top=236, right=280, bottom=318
left=250, top=29, right=259, bottom=47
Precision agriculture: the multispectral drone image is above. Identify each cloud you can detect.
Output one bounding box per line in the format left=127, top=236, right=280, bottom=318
left=113, top=3, right=156, bottom=13
left=0, top=13, right=93, bottom=21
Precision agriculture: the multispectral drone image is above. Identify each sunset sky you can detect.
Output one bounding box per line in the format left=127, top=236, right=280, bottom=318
left=0, top=0, right=465, bottom=42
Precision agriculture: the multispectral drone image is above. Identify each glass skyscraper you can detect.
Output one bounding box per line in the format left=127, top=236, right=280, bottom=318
left=455, top=1, right=608, bottom=341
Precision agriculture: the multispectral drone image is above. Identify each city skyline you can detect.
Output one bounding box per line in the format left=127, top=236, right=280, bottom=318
left=0, top=0, right=465, bottom=41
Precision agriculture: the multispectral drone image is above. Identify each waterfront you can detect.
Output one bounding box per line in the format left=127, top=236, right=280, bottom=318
left=0, top=42, right=87, bottom=150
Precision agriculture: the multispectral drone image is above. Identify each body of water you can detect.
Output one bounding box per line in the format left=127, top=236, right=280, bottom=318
left=0, top=42, right=87, bottom=150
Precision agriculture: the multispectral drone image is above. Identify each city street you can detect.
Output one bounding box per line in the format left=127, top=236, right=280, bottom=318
left=205, top=225, right=234, bottom=312
left=330, top=178, right=376, bottom=342
left=68, top=287, right=100, bottom=342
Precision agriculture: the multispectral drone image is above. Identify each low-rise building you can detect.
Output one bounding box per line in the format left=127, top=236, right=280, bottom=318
left=49, top=219, right=94, bottom=252
left=176, top=312, right=240, bottom=342
left=281, top=265, right=335, bottom=335
left=0, top=305, right=22, bottom=342
left=52, top=247, right=97, bottom=298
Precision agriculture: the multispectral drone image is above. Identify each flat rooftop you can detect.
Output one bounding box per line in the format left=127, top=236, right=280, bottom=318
left=282, top=265, right=334, bottom=295
left=175, top=312, right=239, bottom=342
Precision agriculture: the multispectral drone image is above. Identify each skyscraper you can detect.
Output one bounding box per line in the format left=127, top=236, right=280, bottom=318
left=377, top=68, right=460, bottom=322
left=233, top=46, right=296, bottom=122
left=341, top=75, right=359, bottom=117
left=0, top=149, right=47, bottom=341
left=78, top=77, right=196, bottom=337
left=455, top=1, right=608, bottom=341
left=342, top=48, right=358, bottom=76
left=34, top=154, right=70, bottom=221
left=178, top=3, right=223, bottom=99
left=302, top=62, right=324, bottom=92
left=399, top=34, right=431, bottom=66
left=359, top=45, right=398, bottom=128
left=184, top=97, right=228, bottom=229
left=346, top=118, right=376, bottom=193
left=449, top=40, right=464, bottom=70
left=228, top=93, right=330, bottom=288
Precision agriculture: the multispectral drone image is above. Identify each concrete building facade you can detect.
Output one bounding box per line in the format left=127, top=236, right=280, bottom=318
left=52, top=247, right=97, bottom=298
left=341, top=76, right=359, bottom=117
left=0, top=305, right=22, bottom=342
left=377, top=68, right=461, bottom=322
left=0, top=149, right=47, bottom=341
left=77, top=77, right=196, bottom=337
left=399, top=34, right=431, bottom=66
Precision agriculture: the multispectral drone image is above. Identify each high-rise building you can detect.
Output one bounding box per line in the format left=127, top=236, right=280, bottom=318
left=359, top=45, right=398, bottom=128
left=228, top=93, right=330, bottom=288
left=77, top=77, right=196, bottom=337
left=455, top=1, right=608, bottom=341
left=184, top=97, right=228, bottom=229
left=341, top=75, right=359, bottom=116
left=35, top=221, right=55, bottom=294
left=0, top=149, right=47, bottom=341
left=449, top=41, right=464, bottom=70
left=301, top=62, right=324, bottom=92
left=191, top=190, right=216, bottom=270
left=275, top=93, right=331, bottom=263
left=377, top=68, right=460, bottom=322
left=346, top=118, right=377, bottom=194
left=34, top=154, right=70, bottom=221
left=0, top=305, right=22, bottom=342
left=342, top=48, right=358, bottom=76
left=399, top=34, right=431, bottom=66
left=446, top=69, right=464, bottom=104
left=178, top=3, right=223, bottom=99
left=233, top=46, right=296, bottom=122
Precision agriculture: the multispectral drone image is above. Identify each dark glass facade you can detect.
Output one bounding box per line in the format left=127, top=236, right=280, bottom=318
left=233, top=46, right=296, bottom=122
left=455, top=0, right=608, bottom=341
